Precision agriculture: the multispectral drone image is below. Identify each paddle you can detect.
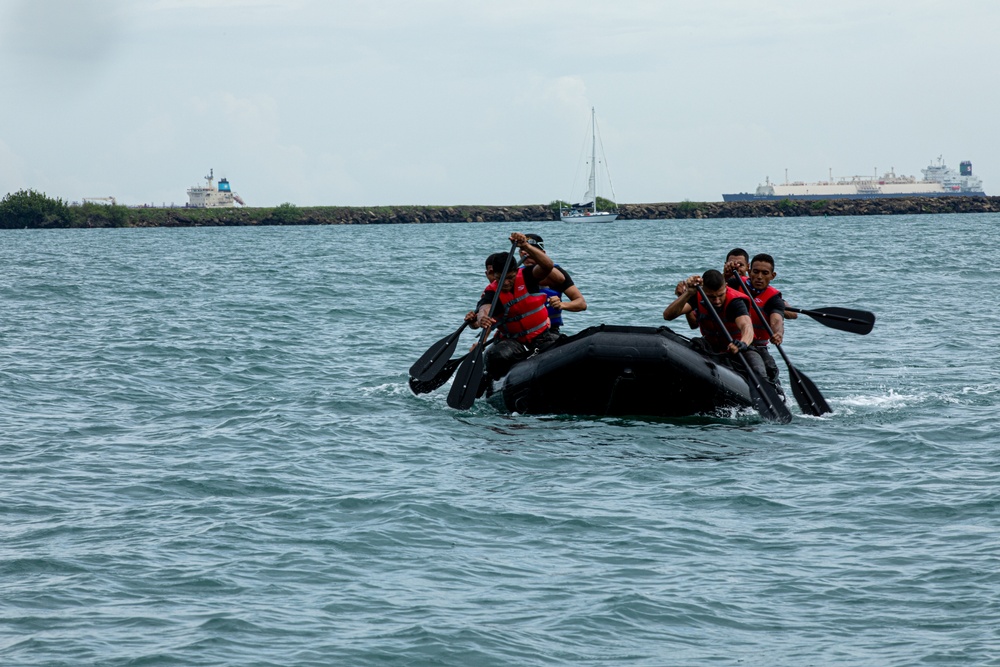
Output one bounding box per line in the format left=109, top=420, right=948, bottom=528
left=447, top=242, right=518, bottom=410
left=409, top=322, right=470, bottom=382
left=410, top=258, right=529, bottom=383
left=696, top=286, right=792, bottom=424
left=785, top=305, right=875, bottom=335
left=736, top=281, right=831, bottom=416
left=409, top=338, right=497, bottom=395
left=410, top=357, right=462, bottom=395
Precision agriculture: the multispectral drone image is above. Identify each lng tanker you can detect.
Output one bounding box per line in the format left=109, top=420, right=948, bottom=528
left=723, top=157, right=986, bottom=201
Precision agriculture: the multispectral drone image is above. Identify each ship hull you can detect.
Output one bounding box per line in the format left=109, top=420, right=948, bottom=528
left=561, top=211, right=619, bottom=223
left=722, top=191, right=987, bottom=202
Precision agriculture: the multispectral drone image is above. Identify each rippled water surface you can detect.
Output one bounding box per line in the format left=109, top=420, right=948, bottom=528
left=2, top=215, right=999, bottom=666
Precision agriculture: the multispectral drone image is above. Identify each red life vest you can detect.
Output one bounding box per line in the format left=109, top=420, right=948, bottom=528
left=748, top=285, right=782, bottom=345
left=696, top=287, right=751, bottom=352
left=488, top=269, right=550, bottom=344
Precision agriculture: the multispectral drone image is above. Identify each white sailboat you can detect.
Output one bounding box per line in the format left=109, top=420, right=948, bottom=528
left=560, top=107, right=619, bottom=223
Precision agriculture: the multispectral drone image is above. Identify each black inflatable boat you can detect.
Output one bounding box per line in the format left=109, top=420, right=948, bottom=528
left=486, top=324, right=754, bottom=417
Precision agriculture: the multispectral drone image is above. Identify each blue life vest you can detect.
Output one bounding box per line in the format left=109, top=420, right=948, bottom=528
left=543, top=263, right=565, bottom=327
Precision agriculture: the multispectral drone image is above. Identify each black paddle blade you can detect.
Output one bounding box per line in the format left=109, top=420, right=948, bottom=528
left=786, top=364, right=832, bottom=416
left=446, top=348, right=486, bottom=410
left=409, top=357, right=463, bottom=395
left=409, top=323, right=467, bottom=381
left=746, top=374, right=793, bottom=424
left=791, top=306, right=876, bottom=335
left=738, top=354, right=793, bottom=424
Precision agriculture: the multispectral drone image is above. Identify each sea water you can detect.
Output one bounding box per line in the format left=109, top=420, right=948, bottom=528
left=1, top=214, right=998, bottom=666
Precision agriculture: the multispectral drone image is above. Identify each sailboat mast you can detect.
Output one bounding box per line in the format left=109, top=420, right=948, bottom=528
left=589, top=107, right=597, bottom=214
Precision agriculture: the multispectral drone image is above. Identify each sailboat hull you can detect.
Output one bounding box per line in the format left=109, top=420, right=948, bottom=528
left=560, top=211, right=618, bottom=223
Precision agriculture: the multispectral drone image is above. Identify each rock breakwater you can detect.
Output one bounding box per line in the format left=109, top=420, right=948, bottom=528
left=8, top=196, right=1000, bottom=230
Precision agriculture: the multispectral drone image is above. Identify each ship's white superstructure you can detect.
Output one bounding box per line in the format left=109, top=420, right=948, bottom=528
left=187, top=169, right=245, bottom=208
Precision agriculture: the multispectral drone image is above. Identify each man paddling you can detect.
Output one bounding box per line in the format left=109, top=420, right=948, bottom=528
left=476, top=233, right=564, bottom=380
left=692, top=247, right=798, bottom=321
left=663, top=269, right=772, bottom=387
left=519, top=233, right=587, bottom=335
left=743, top=253, right=787, bottom=392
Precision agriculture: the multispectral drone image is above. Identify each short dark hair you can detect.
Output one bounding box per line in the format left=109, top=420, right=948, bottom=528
left=485, top=252, right=507, bottom=271
left=750, top=253, right=775, bottom=270
left=488, top=253, right=516, bottom=277
left=702, top=269, right=725, bottom=290
left=726, top=248, right=749, bottom=264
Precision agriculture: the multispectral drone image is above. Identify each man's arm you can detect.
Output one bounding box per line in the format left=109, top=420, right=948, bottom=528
left=763, top=293, right=785, bottom=343
left=550, top=284, right=587, bottom=312
left=516, top=235, right=555, bottom=282
left=664, top=276, right=700, bottom=321
left=723, top=300, right=754, bottom=354
left=475, top=294, right=497, bottom=329
left=735, top=314, right=754, bottom=347
left=768, top=312, right=784, bottom=345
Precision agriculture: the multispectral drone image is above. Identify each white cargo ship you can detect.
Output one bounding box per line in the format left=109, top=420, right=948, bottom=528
left=187, top=169, right=245, bottom=208
left=723, top=157, right=986, bottom=201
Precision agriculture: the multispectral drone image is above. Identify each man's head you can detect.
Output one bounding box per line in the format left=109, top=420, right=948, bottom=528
left=701, top=269, right=727, bottom=308
left=485, top=252, right=508, bottom=283
left=749, top=253, right=776, bottom=291
left=725, top=247, right=750, bottom=276
left=519, top=233, right=545, bottom=266
left=488, top=253, right=519, bottom=292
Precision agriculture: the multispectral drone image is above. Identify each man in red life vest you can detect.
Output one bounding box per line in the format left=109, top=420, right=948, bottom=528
left=745, top=253, right=787, bottom=390
left=476, top=233, right=565, bottom=380
left=663, top=268, right=771, bottom=385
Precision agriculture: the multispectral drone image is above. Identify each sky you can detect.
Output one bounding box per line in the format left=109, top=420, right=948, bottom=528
left=0, top=0, right=997, bottom=207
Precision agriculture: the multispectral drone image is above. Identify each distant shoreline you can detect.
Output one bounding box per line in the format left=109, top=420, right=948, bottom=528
left=4, top=197, right=1000, bottom=229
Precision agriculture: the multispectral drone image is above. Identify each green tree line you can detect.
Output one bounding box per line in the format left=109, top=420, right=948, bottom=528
left=0, top=189, right=129, bottom=229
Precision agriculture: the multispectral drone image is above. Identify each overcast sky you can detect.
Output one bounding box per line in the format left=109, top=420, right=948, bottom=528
left=1, top=0, right=996, bottom=207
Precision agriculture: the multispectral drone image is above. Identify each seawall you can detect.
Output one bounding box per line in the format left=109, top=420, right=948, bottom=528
left=7, top=197, right=1000, bottom=229
left=119, top=196, right=1000, bottom=227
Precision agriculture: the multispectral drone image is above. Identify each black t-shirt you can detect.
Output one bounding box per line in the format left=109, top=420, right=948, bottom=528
left=551, top=265, right=575, bottom=294
left=722, top=297, right=749, bottom=321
